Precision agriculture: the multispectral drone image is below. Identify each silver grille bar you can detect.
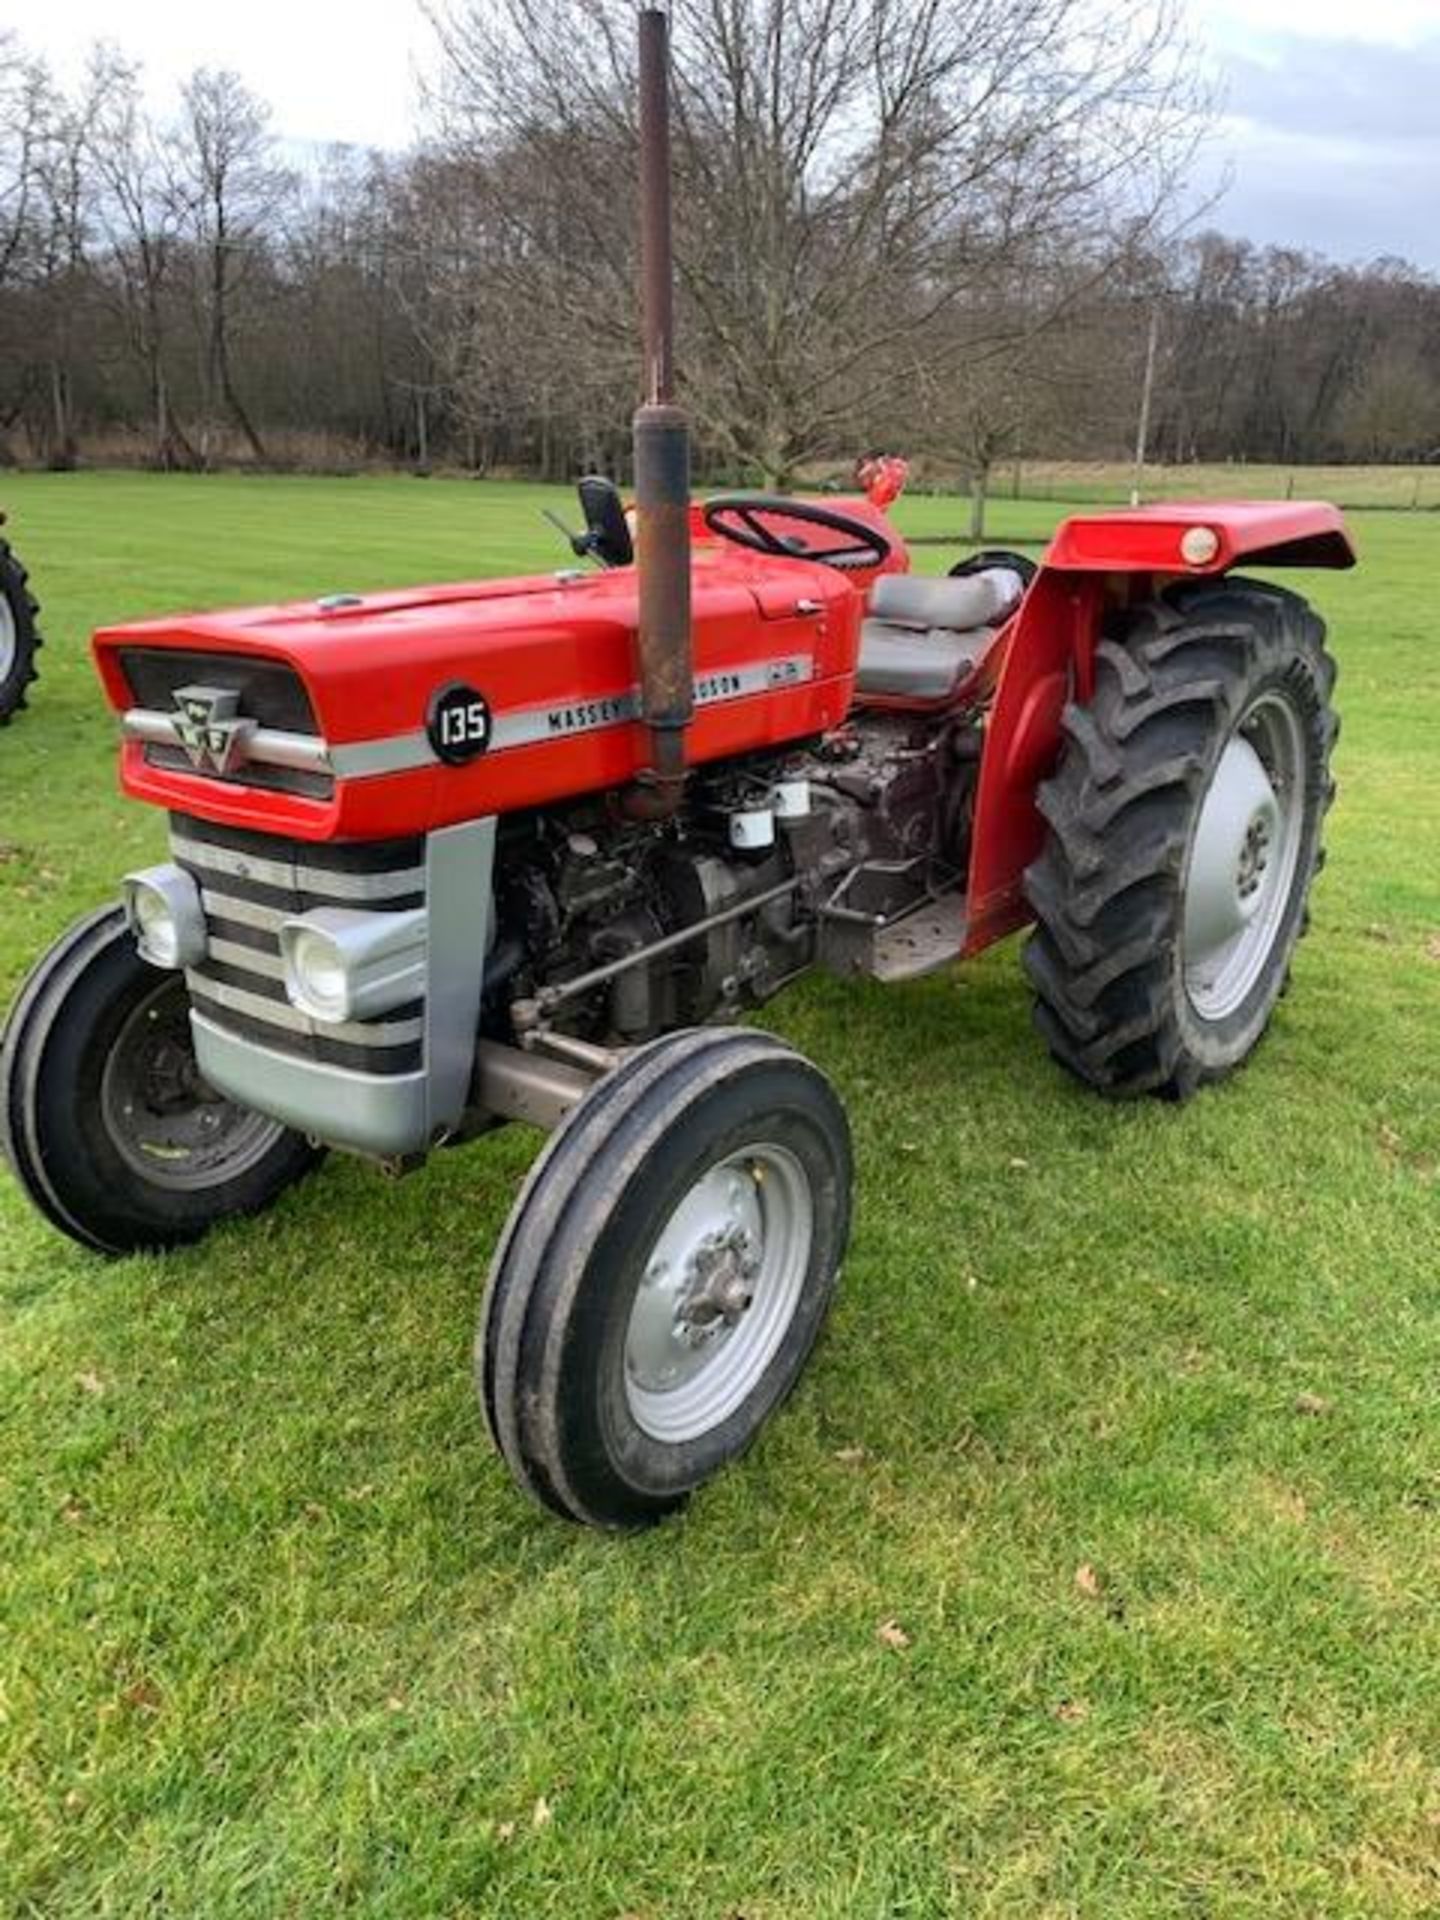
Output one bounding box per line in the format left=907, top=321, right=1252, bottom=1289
left=124, top=707, right=332, bottom=775
left=173, top=833, right=424, bottom=901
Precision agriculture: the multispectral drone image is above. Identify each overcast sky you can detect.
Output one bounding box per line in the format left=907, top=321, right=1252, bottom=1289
left=22, top=0, right=1440, bottom=272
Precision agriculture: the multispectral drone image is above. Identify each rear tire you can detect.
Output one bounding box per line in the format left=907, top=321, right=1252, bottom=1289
left=478, top=1028, right=853, bottom=1529
left=0, top=538, right=41, bottom=724
left=1023, top=577, right=1338, bottom=1098
left=2, top=907, right=322, bottom=1254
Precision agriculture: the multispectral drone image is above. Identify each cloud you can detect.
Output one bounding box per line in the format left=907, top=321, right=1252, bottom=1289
left=1191, top=27, right=1440, bottom=270
left=1225, top=33, right=1440, bottom=143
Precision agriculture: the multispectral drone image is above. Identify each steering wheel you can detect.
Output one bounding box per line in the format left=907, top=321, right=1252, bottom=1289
left=703, top=493, right=893, bottom=572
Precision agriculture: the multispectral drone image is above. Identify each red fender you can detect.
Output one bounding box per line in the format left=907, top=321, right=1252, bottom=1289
left=963, top=500, right=1356, bottom=955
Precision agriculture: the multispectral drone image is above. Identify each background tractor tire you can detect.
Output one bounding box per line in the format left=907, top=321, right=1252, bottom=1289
left=1, top=907, right=322, bottom=1254
left=0, top=538, right=41, bottom=724
left=478, top=1027, right=852, bottom=1530
left=1023, top=576, right=1339, bottom=1100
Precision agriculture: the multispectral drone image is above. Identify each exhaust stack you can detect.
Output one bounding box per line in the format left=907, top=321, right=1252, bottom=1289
left=631, top=3, right=692, bottom=801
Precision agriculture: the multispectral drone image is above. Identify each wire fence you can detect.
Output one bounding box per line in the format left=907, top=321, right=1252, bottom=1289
left=998, top=462, right=1440, bottom=512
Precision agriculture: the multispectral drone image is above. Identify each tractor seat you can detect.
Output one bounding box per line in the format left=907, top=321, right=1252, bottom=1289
left=856, top=567, right=1026, bottom=702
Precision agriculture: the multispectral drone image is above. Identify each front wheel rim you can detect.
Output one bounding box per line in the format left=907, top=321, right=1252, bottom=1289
left=1183, top=689, right=1307, bottom=1021
left=624, top=1141, right=815, bottom=1445
left=98, top=975, right=287, bottom=1191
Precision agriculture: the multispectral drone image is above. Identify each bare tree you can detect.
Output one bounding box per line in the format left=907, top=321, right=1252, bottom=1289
left=87, top=50, right=196, bottom=468
left=174, top=68, right=291, bottom=466
left=426, top=0, right=1209, bottom=483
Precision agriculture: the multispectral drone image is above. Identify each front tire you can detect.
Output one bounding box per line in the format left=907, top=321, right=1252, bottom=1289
left=478, top=1028, right=853, bottom=1530
left=1023, top=577, right=1338, bottom=1098
left=1, top=907, right=322, bottom=1254
left=0, top=538, right=41, bottom=724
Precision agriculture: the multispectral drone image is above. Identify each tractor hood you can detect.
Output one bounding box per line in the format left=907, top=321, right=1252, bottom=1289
left=92, top=550, right=863, bottom=842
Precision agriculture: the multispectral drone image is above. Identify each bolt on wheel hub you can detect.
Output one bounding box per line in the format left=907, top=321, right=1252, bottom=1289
left=1183, top=690, right=1306, bottom=1021
left=625, top=1144, right=814, bottom=1444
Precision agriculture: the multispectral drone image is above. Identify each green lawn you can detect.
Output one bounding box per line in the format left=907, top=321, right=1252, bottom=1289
left=1, top=473, right=1437, bottom=1919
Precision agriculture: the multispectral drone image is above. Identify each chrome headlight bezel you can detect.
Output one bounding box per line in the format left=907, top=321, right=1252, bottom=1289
left=278, top=906, right=428, bottom=1026
left=122, top=864, right=208, bottom=970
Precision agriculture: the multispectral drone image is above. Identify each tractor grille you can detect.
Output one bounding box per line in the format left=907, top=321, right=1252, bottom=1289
left=121, top=650, right=332, bottom=799
left=172, top=813, right=426, bottom=1074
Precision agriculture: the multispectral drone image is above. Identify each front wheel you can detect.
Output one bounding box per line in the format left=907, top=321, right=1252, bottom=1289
left=1023, top=577, right=1339, bottom=1098
left=478, top=1028, right=853, bottom=1529
left=1, top=907, right=322, bottom=1253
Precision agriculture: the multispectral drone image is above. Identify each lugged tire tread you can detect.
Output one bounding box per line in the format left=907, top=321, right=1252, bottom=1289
left=0, top=537, right=42, bottom=724
left=479, top=1028, right=801, bottom=1526
left=1022, top=576, right=1339, bottom=1100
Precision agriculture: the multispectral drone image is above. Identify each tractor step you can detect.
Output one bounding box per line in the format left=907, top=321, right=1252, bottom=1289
left=818, top=884, right=967, bottom=983
left=870, top=893, right=968, bottom=982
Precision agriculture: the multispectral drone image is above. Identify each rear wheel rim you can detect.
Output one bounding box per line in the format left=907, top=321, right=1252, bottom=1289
left=1183, top=689, right=1306, bottom=1021
left=624, top=1140, right=815, bottom=1444
left=99, top=975, right=287, bottom=1191
left=0, top=591, right=16, bottom=683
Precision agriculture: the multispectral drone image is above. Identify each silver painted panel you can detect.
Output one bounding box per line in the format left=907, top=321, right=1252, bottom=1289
left=325, top=653, right=817, bottom=780
left=423, top=818, right=496, bottom=1139
left=191, top=1012, right=429, bottom=1158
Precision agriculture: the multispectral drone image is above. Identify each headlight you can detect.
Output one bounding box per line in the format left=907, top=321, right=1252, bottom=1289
left=287, top=927, right=351, bottom=1021
left=279, top=907, right=428, bottom=1025
left=122, top=864, right=207, bottom=970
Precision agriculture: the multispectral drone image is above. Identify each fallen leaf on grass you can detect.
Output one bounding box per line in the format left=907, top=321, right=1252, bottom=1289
left=833, top=1446, right=868, bottom=1465
left=74, top=1370, right=105, bottom=1397
left=386, top=1695, right=406, bottom=1714
left=1054, top=1699, right=1090, bottom=1724
left=497, top=1822, right=516, bottom=1844
left=1074, top=1563, right=1102, bottom=1599
left=532, top=1794, right=554, bottom=1829
left=1295, top=1391, right=1332, bottom=1417
left=1008, top=1156, right=1030, bottom=1171
left=876, top=1619, right=912, bottom=1651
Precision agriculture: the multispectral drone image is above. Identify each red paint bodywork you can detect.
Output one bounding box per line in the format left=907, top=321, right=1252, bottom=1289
left=964, top=499, right=1356, bottom=951
left=91, top=492, right=1354, bottom=955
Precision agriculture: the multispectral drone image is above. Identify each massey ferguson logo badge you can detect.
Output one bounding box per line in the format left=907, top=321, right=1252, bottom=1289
left=171, top=685, right=255, bottom=775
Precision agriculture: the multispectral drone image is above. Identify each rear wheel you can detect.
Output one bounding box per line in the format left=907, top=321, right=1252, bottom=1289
left=478, top=1027, right=853, bottom=1529
left=2, top=907, right=322, bottom=1253
left=0, top=539, right=41, bottom=724
left=1023, top=577, right=1338, bottom=1098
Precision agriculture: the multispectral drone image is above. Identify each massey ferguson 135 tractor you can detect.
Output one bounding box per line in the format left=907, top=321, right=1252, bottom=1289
left=1, top=12, right=1352, bottom=1529
left=0, top=517, right=42, bottom=724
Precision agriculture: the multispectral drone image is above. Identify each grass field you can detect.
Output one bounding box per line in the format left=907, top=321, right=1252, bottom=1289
left=971, top=462, right=1440, bottom=514
left=1, top=472, right=1437, bottom=1919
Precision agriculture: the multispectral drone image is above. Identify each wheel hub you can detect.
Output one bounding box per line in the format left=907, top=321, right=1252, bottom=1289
left=0, top=590, right=16, bottom=684
left=675, top=1225, right=761, bottom=1343
left=99, top=977, right=286, bottom=1190
left=1183, top=692, right=1305, bottom=1022
left=624, top=1144, right=814, bottom=1444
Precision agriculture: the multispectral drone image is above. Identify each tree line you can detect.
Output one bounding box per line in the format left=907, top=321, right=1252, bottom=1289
left=2, top=5, right=1438, bottom=493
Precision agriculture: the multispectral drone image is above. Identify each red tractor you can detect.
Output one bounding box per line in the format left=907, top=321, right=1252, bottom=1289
left=1, top=13, right=1351, bottom=1529
left=0, top=518, right=42, bottom=724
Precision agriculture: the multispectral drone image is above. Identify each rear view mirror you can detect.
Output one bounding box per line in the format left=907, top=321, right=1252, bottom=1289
left=577, top=476, right=634, bottom=569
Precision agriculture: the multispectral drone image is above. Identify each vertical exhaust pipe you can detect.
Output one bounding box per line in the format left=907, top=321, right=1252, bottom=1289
left=631, top=3, right=692, bottom=806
